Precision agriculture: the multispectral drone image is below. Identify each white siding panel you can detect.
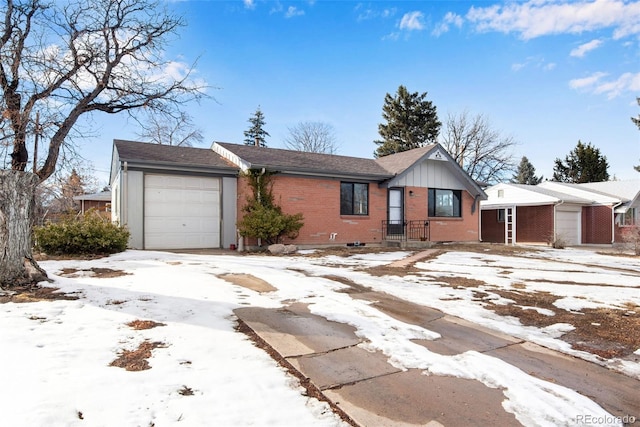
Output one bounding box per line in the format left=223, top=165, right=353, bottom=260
left=389, top=160, right=463, bottom=189
left=144, top=174, right=221, bottom=249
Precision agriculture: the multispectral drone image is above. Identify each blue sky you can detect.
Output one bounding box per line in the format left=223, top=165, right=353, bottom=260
left=86, top=0, right=640, bottom=185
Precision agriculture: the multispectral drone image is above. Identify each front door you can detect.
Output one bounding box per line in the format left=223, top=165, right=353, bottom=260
left=388, top=188, right=404, bottom=236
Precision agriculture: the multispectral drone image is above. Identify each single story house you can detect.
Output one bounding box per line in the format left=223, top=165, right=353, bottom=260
left=73, top=190, right=112, bottom=217
left=481, top=180, right=640, bottom=246
left=110, top=139, right=487, bottom=250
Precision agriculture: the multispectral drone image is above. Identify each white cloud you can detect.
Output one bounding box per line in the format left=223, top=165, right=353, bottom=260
left=568, top=71, right=640, bottom=99
left=243, top=0, right=255, bottom=10
left=592, top=72, right=640, bottom=99
left=432, top=12, right=463, bottom=36
left=466, top=0, right=640, bottom=40
left=285, top=6, right=304, bottom=18
left=570, top=39, right=604, bottom=57
left=399, top=11, right=425, bottom=31
left=569, top=71, right=609, bottom=89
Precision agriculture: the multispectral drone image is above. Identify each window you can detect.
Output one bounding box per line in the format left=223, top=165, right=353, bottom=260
left=341, top=182, right=368, bottom=215
left=621, top=208, right=637, bottom=226
left=428, top=188, right=461, bottom=217
left=497, top=209, right=505, bottom=223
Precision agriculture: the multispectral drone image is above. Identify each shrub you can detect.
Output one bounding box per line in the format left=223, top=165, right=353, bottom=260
left=34, top=210, right=129, bottom=255
left=237, top=169, right=304, bottom=245
left=621, top=226, right=640, bottom=255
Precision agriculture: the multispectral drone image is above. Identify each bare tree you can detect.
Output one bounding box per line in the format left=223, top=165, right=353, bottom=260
left=284, top=121, right=339, bottom=154
left=0, top=0, right=206, bottom=287
left=135, top=110, right=204, bottom=147
left=440, top=110, right=517, bottom=184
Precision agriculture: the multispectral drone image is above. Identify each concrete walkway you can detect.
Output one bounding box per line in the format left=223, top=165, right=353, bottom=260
left=232, top=272, right=640, bottom=427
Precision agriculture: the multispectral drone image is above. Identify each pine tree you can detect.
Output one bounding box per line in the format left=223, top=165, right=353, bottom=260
left=553, top=141, right=609, bottom=183
left=374, top=85, right=441, bottom=158
left=244, top=106, right=270, bottom=147
left=512, top=156, right=542, bottom=184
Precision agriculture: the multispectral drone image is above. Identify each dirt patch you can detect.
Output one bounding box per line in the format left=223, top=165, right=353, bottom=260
left=220, top=273, right=276, bottom=293
left=127, top=319, right=166, bottom=330
left=482, top=288, right=640, bottom=359
left=0, top=284, right=79, bottom=304
left=110, top=340, right=167, bottom=371
left=59, top=267, right=129, bottom=279
left=178, top=385, right=194, bottom=396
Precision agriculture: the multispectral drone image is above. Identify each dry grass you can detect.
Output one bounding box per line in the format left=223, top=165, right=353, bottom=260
left=110, top=340, right=166, bottom=371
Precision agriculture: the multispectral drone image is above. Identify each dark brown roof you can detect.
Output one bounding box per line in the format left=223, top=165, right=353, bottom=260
left=215, top=142, right=392, bottom=179
left=374, top=144, right=436, bottom=175
left=114, top=140, right=237, bottom=170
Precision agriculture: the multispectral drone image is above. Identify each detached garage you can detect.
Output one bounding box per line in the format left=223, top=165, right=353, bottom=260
left=110, top=140, right=239, bottom=250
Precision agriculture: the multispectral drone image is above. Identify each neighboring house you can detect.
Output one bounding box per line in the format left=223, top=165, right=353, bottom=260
left=111, top=139, right=487, bottom=250
left=481, top=180, right=640, bottom=246
left=73, top=191, right=112, bottom=217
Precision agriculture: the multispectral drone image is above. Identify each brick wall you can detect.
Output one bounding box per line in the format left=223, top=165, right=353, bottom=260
left=582, top=206, right=613, bottom=244
left=481, top=209, right=504, bottom=243
left=237, top=176, right=481, bottom=246
left=237, top=174, right=388, bottom=246
left=428, top=190, right=480, bottom=242
left=516, top=205, right=554, bottom=243
left=481, top=205, right=554, bottom=244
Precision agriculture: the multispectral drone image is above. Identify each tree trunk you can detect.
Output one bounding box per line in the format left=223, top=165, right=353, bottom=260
left=0, top=170, right=49, bottom=288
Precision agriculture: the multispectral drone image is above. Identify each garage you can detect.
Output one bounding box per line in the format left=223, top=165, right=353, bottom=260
left=555, top=206, right=581, bottom=246
left=144, top=174, right=221, bottom=249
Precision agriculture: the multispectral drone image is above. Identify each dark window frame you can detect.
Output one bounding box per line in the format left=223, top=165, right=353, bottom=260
left=340, top=182, right=369, bottom=216
left=428, top=188, right=462, bottom=218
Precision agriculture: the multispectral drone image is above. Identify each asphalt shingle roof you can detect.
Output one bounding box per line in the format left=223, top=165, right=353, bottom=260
left=215, top=142, right=392, bottom=178
left=374, top=144, right=436, bottom=175
left=114, top=139, right=237, bottom=169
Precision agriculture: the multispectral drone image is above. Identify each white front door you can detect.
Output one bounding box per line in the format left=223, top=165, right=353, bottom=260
left=388, top=188, right=404, bottom=235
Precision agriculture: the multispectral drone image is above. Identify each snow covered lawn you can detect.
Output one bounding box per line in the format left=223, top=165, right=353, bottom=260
left=1, top=245, right=638, bottom=426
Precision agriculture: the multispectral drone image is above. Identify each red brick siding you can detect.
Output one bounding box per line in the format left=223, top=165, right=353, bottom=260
left=582, top=206, right=613, bottom=244
left=516, top=205, right=554, bottom=243
left=237, top=175, right=388, bottom=246
left=237, top=176, right=481, bottom=246
left=481, top=210, right=504, bottom=243
left=481, top=205, right=554, bottom=244
left=427, top=190, right=480, bottom=242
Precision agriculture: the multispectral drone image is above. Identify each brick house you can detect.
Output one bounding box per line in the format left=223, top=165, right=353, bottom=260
left=73, top=190, right=112, bottom=219
left=480, top=181, right=640, bottom=246
left=111, top=139, right=487, bottom=250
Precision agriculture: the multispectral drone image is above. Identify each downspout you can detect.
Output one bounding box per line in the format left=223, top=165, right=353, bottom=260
left=474, top=194, right=482, bottom=242
left=123, top=161, right=128, bottom=226
left=553, top=200, right=564, bottom=242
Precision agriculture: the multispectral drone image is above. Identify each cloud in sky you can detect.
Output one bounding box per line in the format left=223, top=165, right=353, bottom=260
left=570, top=39, right=604, bottom=57
left=569, top=71, right=640, bottom=99
left=243, top=0, right=255, bottom=10
left=285, top=6, right=304, bottom=18
left=432, top=12, right=463, bottom=36
left=399, top=11, right=425, bottom=31
left=465, top=0, right=640, bottom=40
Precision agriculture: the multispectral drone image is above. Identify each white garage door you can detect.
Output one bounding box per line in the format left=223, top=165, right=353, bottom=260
left=144, top=174, right=220, bottom=250
left=556, top=208, right=581, bottom=246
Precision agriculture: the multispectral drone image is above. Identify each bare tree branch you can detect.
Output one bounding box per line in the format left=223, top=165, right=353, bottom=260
left=441, top=110, right=517, bottom=184
left=284, top=121, right=339, bottom=154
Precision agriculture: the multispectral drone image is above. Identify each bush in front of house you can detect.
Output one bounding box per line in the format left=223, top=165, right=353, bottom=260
left=237, top=169, right=304, bottom=245
left=34, top=211, right=129, bottom=255
left=237, top=204, right=304, bottom=245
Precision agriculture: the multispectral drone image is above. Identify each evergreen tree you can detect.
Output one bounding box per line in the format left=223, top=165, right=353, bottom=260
left=553, top=141, right=609, bottom=183
left=374, top=85, right=441, bottom=158
left=244, top=106, right=270, bottom=147
left=512, top=156, right=543, bottom=184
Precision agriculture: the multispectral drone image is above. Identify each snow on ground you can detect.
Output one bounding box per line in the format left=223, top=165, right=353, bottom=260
left=1, top=246, right=638, bottom=427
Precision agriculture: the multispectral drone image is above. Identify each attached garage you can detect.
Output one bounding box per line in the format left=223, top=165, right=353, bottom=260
left=111, top=140, right=239, bottom=250
left=144, top=174, right=221, bottom=250
left=555, top=206, right=581, bottom=246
